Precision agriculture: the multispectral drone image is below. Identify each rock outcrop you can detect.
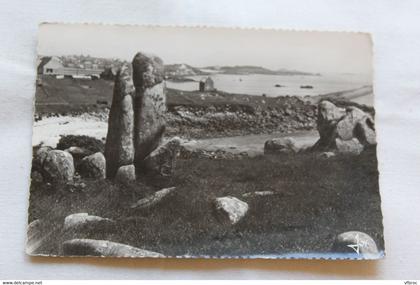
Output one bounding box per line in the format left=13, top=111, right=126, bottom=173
left=165, top=99, right=317, bottom=139
left=79, top=152, right=106, bottom=179
left=264, top=137, right=298, bottom=154
left=213, top=196, right=249, bottom=225
left=62, top=238, right=164, bottom=257
left=104, top=64, right=135, bottom=179
left=42, top=150, right=75, bottom=183
left=312, top=101, right=376, bottom=153
left=142, top=137, right=181, bottom=176
left=132, top=52, right=167, bottom=168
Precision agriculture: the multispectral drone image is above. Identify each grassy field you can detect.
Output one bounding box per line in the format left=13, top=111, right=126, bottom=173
left=35, top=76, right=372, bottom=117
left=166, top=87, right=309, bottom=112
left=35, top=76, right=114, bottom=114
left=28, top=148, right=383, bottom=257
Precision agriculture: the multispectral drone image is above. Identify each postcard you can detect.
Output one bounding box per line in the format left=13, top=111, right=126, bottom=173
left=27, top=24, right=383, bottom=259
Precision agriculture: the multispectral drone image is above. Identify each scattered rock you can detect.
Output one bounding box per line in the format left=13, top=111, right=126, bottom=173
left=131, top=187, right=176, bottom=209
left=319, top=151, right=336, bottom=159
left=333, top=231, right=379, bottom=256
left=132, top=52, right=166, bottom=166
left=62, top=239, right=164, bottom=257
left=142, top=137, right=181, bottom=176
left=242, top=191, right=275, bottom=198
left=104, top=64, right=135, bottom=178
left=213, top=196, right=248, bottom=224
left=336, top=107, right=367, bottom=140
left=115, top=164, right=136, bottom=184
left=63, top=213, right=115, bottom=231
left=335, top=138, right=364, bottom=155
left=179, top=146, right=249, bottom=160
left=79, top=152, right=106, bottom=179
left=264, top=137, right=298, bottom=154
left=64, top=146, right=91, bottom=160
left=42, top=150, right=75, bottom=183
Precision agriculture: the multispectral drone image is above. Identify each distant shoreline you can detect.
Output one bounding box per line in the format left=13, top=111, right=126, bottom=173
left=33, top=76, right=374, bottom=145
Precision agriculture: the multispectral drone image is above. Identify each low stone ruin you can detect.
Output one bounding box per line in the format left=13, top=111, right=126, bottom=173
left=311, top=101, right=376, bottom=154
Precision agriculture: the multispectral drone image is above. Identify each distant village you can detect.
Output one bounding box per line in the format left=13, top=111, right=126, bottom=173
left=37, top=55, right=216, bottom=91
left=37, top=55, right=126, bottom=80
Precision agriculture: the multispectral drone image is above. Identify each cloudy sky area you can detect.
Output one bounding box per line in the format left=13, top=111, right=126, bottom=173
left=38, top=24, right=372, bottom=75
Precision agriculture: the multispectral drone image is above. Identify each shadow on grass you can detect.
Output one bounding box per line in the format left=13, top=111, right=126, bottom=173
left=27, top=148, right=383, bottom=264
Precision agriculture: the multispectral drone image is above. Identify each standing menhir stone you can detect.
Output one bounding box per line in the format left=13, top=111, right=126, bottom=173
left=132, top=53, right=166, bottom=169
left=105, top=65, right=135, bottom=179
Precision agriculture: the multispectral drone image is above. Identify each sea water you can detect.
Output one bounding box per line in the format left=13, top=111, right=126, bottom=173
left=166, top=73, right=372, bottom=98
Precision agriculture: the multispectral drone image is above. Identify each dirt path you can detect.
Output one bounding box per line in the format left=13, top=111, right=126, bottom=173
left=181, top=130, right=319, bottom=156
left=32, top=115, right=319, bottom=155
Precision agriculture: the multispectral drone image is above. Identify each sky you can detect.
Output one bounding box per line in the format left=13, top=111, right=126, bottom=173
left=38, top=23, right=373, bottom=75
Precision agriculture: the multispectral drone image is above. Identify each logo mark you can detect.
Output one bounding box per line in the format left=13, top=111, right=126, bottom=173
left=347, top=234, right=369, bottom=254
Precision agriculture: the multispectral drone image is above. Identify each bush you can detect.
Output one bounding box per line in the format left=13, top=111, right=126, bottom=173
left=56, top=135, right=104, bottom=154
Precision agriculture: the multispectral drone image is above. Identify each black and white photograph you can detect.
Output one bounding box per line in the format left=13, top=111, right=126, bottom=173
left=27, top=24, right=384, bottom=259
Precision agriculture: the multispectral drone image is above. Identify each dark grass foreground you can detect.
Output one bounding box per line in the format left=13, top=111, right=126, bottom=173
left=28, top=148, right=384, bottom=257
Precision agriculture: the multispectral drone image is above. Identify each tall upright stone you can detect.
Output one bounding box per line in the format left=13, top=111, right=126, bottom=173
left=132, top=52, right=166, bottom=169
left=104, top=65, right=135, bottom=178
